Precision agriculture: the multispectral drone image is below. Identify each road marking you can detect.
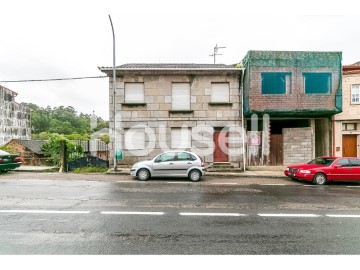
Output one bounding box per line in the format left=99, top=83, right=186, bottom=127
left=179, top=212, right=246, bottom=217
left=260, top=184, right=286, bottom=186
left=258, top=213, right=321, bottom=217
left=346, top=186, right=360, bottom=188
left=101, top=211, right=164, bottom=215
left=326, top=214, right=360, bottom=218
left=0, top=210, right=90, bottom=214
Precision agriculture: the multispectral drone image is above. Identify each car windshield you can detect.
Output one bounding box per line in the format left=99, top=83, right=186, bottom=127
left=307, top=158, right=335, bottom=166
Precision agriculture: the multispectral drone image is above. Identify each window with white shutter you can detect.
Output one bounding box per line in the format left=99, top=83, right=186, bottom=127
left=125, top=128, right=145, bottom=149
left=171, top=128, right=191, bottom=149
left=125, top=83, right=145, bottom=103
left=211, top=83, right=230, bottom=102
left=351, top=85, right=360, bottom=104
left=172, top=83, right=190, bottom=110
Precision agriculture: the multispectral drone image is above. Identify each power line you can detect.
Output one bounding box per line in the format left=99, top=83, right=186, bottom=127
left=0, top=75, right=107, bottom=83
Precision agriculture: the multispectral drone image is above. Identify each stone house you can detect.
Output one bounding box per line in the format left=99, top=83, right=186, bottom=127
left=4, top=139, right=48, bottom=165
left=241, top=51, right=342, bottom=166
left=333, top=61, right=360, bottom=157
left=99, top=64, right=245, bottom=168
left=0, top=85, right=31, bottom=146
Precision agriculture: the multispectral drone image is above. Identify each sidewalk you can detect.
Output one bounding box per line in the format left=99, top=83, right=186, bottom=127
left=12, top=166, right=287, bottom=179
left=107, top=167, right=287, bottom=179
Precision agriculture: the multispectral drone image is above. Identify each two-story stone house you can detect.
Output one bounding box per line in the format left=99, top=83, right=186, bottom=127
left=99, top=64, right=244, bottom=168
left=333, top=61, right=360, bottom=157
left=241, top=51, right=342, bottom=166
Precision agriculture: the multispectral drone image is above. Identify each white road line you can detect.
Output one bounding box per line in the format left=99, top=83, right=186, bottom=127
left=101, top=211, right=164, bottom=215
left=258, top=213, right=321, bottom=217
left=326, top=214, right=360, bottom=218
left=260, top=184, right=286, bottom=186
left=346, top=186, right=360, bottom=188
left=0, top=210, right=90, bottom=214
left=179, top=212, right=246, bottom=217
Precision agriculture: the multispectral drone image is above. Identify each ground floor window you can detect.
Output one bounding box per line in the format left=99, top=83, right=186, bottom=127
left=171, top=128, right=191, bottom=149
left=124, top=128, right=145, bottom=150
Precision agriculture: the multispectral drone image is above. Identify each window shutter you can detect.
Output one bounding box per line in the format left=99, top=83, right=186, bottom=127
left=172, top=83, right=190, bottom=110
left=125, top=83, right=144, bottom=103
left=171, top=128, right=191, bottom=149
left=211, top=83, right=229, bottom=102
left=125, top=129, right=145, bottom=149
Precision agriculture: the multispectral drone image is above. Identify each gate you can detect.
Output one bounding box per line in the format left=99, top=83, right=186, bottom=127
left=67, top=155, right=109, bottom=171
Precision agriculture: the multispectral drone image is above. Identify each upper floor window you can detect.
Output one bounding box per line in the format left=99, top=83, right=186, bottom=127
left=351, top=85, right=360, bottom=104
left=211, top=83, right=230, bottom=102
left=124, top=83, right=145, bottom=103
left=303, top=73, right=331, bottom=94
left=172, top=83, right=190, bottom=110
left=261, top=73, right=291, bottom=94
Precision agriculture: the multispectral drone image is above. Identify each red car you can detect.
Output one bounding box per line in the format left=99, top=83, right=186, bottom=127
left=284, top=156, right=360, bottom=185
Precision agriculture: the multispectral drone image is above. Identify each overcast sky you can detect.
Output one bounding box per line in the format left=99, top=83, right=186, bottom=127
left=0, top=0, right=359, bottom=120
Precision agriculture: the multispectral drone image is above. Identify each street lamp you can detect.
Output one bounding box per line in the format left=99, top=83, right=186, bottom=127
left=109, top=15, right=117, bottom=171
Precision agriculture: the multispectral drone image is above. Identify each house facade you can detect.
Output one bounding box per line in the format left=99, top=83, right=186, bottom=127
left=100, top=64, right=244, bottom=168
left=241, top=51, right=342, bottom=166
left=0, top=85, right=31, bottom=146
left=333, top=62, right=360, bottom=157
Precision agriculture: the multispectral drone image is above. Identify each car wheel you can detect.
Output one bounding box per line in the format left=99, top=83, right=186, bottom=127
left=189, top=169, right=201, bottom=182
left=137, top=168, right=150, bottom=181
left=313, top=173, right=327, bottom=185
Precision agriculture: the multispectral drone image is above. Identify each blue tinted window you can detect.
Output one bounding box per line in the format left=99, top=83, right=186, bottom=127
left=261, top=73, right=291, bottom=94
left=303, top=73, right=331, bottom=94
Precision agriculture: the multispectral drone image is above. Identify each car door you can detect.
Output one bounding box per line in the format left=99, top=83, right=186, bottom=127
left=173, top=152, right=196, bottom=176
left=152, top=152, right=177, bottom=177
left=331, top=158, right=352, bottom=180
left=349, top=158, right=360, bottom=180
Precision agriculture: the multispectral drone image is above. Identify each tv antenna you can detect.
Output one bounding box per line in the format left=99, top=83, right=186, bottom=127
left=209, top=44, right=226, bottom=64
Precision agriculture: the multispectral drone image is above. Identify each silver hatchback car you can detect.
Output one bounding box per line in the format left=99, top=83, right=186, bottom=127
left=130, top=151, right=205, bottom=181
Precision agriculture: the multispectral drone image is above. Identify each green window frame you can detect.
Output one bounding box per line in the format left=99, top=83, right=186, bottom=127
left=303, top=73, right=331, bottom=94
left=261, top=72, right=291, bottom=94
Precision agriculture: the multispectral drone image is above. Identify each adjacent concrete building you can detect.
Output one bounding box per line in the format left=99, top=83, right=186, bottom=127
left=333, top=62, right=360, bottom=157
left=241, top=51, right=342, bottom=166
left=0, top=85, right=31, bottom=146
left=100, top=64, right=244, bottom=168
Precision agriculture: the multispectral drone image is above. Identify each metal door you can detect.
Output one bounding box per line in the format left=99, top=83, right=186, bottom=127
left=213, top=131, right=228, bottom=162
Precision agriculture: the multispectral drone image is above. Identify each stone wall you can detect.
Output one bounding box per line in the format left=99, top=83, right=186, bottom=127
left=0, top=86, right=31, bottom=146
left=283, top=127, right=313, bottom=165
left=108, top=72, right=244, bottom=167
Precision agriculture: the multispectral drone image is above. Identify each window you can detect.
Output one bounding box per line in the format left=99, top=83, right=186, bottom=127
left=350, top=159, right=360, bottom=167
left=171, top=128, right=191, bottom=149
left=172, top=83, right=190, bottom=110
left=155, top=152, right=176, bottom=163
left=342, top=123, right=357, bottom=131
left=211, top=83, right=230, bottom=102
left=261, top=73, right=291, bottom=94
left=124, top=128, right=145, bottom=149
left=124, top=83, right=144, bottom=103
left=303, top=73, right=331, bottom=94
left=336, top=159, right=351, bottom=167
left=351, top=85, right=360, bottom=104
left=177, top=152, right=196, bottom=161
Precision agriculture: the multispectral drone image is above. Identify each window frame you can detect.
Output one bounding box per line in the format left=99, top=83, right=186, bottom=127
left=171, top=128, right=192, bottom=149
left=351, top=84, right=360, bottom=104
left=124, top=128, right=146, bottom=150
left=261, top=72, right=291, bottom=95
left=303, top=72, right=332, bottom=94
left=124, top=82, right=145, bottom=104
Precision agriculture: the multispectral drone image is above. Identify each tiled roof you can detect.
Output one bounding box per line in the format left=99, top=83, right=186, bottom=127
left=116, top=63, right=236, bottom=69
left=345, top=61, right=360, bottom=66
left=14, top=140, right=46, bottom=154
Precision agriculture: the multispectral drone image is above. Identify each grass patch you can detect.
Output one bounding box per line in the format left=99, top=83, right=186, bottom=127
left=71, top=167, right=109, bottom=173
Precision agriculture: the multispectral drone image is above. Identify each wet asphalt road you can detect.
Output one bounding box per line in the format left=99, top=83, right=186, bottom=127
left=0, top=172, right=360, bottom=254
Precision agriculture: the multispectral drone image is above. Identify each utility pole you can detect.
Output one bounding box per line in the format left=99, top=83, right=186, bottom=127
left=109, top=15, right=117, bottom=171
left=209, top=44, right=226, bottom=64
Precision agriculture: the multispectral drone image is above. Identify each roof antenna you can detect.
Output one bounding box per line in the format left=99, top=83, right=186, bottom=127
left=209, top=44, right=226, bottom=64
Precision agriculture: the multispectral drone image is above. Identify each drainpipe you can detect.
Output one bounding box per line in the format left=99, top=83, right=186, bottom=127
left=240, top=69, right=246, bottom=172
left=109, top=15, right=117, bottom=171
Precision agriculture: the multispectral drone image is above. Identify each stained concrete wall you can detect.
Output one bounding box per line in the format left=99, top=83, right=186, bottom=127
left=0, top=86, right=31, bottom=146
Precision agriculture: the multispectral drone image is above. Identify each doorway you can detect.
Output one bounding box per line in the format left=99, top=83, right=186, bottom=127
left=213, top=130, right=228, bottom=162
left=342, top=135, right=357, bottom=157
